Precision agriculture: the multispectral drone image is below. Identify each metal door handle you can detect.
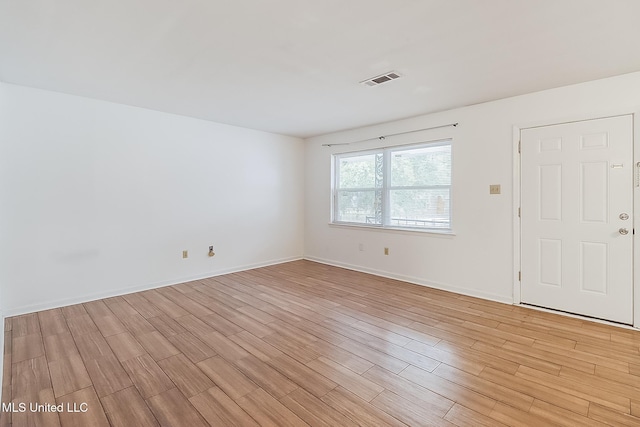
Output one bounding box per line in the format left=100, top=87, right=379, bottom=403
left=619, top=228, right=629, bottom=235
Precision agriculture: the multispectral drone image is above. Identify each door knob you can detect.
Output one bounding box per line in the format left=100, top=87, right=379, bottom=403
left=619, top=228, right=629, bottom=235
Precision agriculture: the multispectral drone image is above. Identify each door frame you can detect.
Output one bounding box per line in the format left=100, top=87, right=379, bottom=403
left=512, top=109, right=640, bottom=328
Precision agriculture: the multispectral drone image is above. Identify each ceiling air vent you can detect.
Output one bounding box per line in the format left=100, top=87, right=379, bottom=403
left=360, top=71, right=402, bottom=87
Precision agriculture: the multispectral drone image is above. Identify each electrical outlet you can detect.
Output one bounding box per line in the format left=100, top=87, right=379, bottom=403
left=358, top=243, right=364, bottom=251
left=489, top=184, right=501, bottom=194
left=208, top=246, right=215, bottom=257
left=182, top=250, right=188, bottom=259
left=384, top=247, right=389, bottom=255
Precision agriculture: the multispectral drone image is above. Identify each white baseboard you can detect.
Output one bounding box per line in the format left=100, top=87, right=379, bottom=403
left=303, top=255, right=513, bottom=305
left=3, top=256, right=302, bottom=318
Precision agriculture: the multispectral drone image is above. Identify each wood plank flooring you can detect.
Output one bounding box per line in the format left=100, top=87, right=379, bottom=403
left=2, top=260, right=640, bottom=426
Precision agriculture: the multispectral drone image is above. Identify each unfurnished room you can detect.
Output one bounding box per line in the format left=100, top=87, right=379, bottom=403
left=1, top=1, right=640, bottom=426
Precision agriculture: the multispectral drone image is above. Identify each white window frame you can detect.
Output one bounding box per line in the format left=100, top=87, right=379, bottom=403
left=331, top=139, right=453, bottom=232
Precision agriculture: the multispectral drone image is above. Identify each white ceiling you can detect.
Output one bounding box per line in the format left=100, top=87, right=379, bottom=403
left=2, top=1, right=640, bottom=138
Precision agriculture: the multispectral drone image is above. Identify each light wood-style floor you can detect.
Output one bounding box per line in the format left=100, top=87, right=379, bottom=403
left=2, top=260, right=640, bottom=426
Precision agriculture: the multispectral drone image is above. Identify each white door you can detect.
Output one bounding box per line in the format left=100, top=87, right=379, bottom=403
left=521, top=115, right=633, bottom=324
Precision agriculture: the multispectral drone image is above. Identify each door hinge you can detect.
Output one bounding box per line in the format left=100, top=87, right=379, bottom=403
left=518, top=207, right=521, bottom=218
left=518, top=271, right=521, bottom=281
left=518, top=141, right=521, bottom=154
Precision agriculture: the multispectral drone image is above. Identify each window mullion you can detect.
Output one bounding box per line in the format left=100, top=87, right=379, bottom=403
left=382, top=149, right=391, bottom=226
left=374, top=152, right=384, bottom=225
left=333, top=156, right=339, bottom=222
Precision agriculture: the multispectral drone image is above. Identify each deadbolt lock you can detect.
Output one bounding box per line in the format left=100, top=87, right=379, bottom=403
left=619, top=213, right=629, bottom=220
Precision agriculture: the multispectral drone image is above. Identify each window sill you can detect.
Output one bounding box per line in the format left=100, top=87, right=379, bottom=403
left=328, top=222, right=456, bottom=237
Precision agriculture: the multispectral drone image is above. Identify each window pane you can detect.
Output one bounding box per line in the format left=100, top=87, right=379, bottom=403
left=389, top=188, right=450, bottom=228
left=390, top=144, right=451, bottom=187
left=338, top=154, right=380, bottom=189
left=336, top=190, right=382, bottom=224
left=332, top=140, right=452, bottom=231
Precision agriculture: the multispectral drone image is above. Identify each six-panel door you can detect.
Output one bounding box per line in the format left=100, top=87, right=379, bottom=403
left=521, top=115, right=633, bottom=324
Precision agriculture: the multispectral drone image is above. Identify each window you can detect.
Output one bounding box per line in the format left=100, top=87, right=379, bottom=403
left=332, top=140, right=452, bottom=231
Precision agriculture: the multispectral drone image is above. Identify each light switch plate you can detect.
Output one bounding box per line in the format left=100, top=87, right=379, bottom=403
left=489, top=184, right=501, bottom=194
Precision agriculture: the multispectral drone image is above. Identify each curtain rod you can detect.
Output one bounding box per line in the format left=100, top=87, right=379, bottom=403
left=322, top=122, right=458, bottom=147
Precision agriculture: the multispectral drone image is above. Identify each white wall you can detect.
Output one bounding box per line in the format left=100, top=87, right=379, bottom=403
left=0, top=83, right=304, bottom=316
left=304, top=71, right=640, bottom=303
